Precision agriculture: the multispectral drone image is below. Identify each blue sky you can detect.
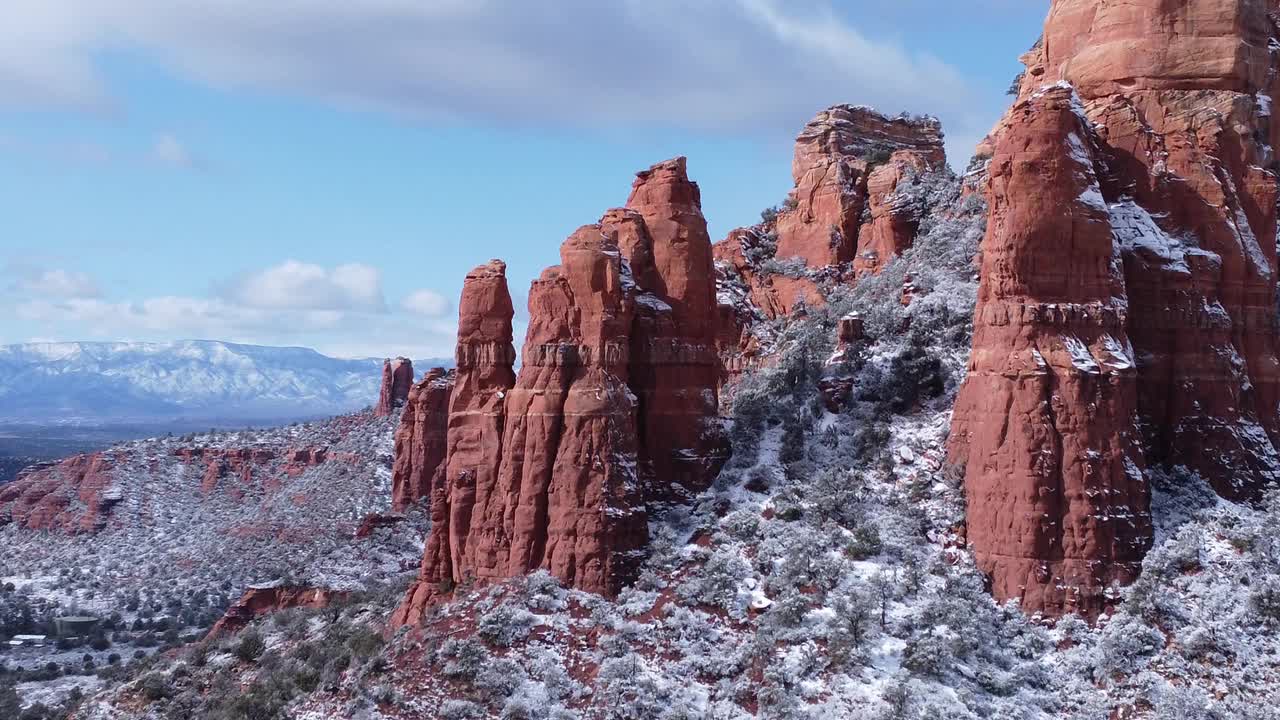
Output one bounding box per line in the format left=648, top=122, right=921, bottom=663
left=0, top=1, right=1048, bottom=359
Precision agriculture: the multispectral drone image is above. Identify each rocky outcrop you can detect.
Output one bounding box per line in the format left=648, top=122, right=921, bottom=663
left=710, top=108, right=949, bottom=385
left=390, top=368, right=454, bottom=512
left=854, top=151, right=945, bottom=276
left=775, top=106, right=946, bottom=271
left=208, top=583, right=347, bottom=638
left=486, top=226, right=648, bottom=597
left=394, top=160, right=729, bottom=627
left=176, top=447, right=273, bottom=495
left=619, top=157, right=730, bottom=502
left=951, top=0, right=1280, bottom=617
left=374, top=357, right=415, bottom=417
left=355, top=512, right=405, bottom=538
left=949, top=86, right=1153, bottom=618
left=1017, top=0, right=1280, bottom=502
left=0, top=453, right=122, bottom=533
left=393, top=261, right=517, bottom=627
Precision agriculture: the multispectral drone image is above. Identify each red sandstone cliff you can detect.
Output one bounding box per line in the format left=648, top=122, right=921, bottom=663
left=775, top=106, right=946, bottom=271
left=1019, top=0, right=1280, bottom=502
left=950, top=0, right=1280, bottom=616
left=208, top=583, right=347, bottom=638
left=393, top=261, right=517, bottom=626
left=390, top=367, right=454, bottom=512
left=374, top=357, right=415, bottom=417
left=619, top=158, right=730, bottom=502
left=394, top=160, right=729, bottom=626
left=0, top=453, right=122, bottom=533
left=711, top=108, right=948, bottom=385
left=948, top=86, right=1153, bottom=618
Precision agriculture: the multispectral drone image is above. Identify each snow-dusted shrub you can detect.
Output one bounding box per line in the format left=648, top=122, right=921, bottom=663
left=758, top=256, right=811, bottom=279
left=1249, top=575, right=1280, bottom=625
left=720, top=508, right=762, bottom=543
left=440, top=699, right=485, bottom=719
left=847, top=523, right=884, bottom=560
left=477, top=602, right=536, bottom=647
left=1148, top=683, right=1213, bottom=720
left=438, top=637, right=490, bottom=680
left=475, top=656, right=525, bottom=701
left=677, top=547, right=750, bottom=610
left=520, top=571, right=568, bottom=612
left=596, top=654, right=665, bottom=720
left=903, top=631, right=953, bottom=677
left=1093, top=613, right=1165, bottom=678
left=808, top=468, right=865, bottom=527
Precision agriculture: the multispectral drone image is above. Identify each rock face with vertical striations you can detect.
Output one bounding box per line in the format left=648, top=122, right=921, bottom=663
left=948, top=86, right=1153, bottom=618
left=390, top=367, right=454, bottom=512
left=775, top=106, right=946, bottom=272
left=951, top=0, right=1280, bottom=617
left=1009, top=0, right=1280, bottom=503
left=394, top=160, right=729, bottom=626
left=854, top=148, right=948, bottom=276
left=374, top=357, right=414, bottom=417
left=619, top=157, right=730, bottom=502
left=485, top=226, right=648, bottom=597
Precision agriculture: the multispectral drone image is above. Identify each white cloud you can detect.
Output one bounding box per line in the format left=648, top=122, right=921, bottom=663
left=149, top=132, right=194, bottom=168
left=14, top=295, right=457, bottom=359
left=8, top=267, right=101, bottom=298
left=401, top=289, right=449, bottom=317
left=7, top=259, right=458, bottom=358
left=0, top=0, right=996, bottom=161
left=227, top=260, right=386, bottom=312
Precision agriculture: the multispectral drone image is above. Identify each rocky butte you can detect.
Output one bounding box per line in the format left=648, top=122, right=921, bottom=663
left=713, top=106, right=949, bottom=382
left=393, top=158, right=728, bottom=627
left=776, top=106, right=946, bottom=274
left=949, top=0, right=1280, bottom=617
left=374, top=357, right=414, bottom=417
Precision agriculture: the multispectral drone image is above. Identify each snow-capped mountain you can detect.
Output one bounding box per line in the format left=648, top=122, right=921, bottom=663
left=0, top=340, right=449, bottom=424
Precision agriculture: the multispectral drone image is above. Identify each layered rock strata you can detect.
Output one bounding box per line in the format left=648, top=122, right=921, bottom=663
left=951, top=0, right=1280, bottom=616
left=775, top=106, right=946, bottom=270
left=374, top=357, right=415, bottom=417
left=390, top=367, right=454, bottom=512
left=394, top=160, right=728, bottom=626
left=949, top=86, right=1153, bottom=617
left=712, top=108, right=949, bottom=384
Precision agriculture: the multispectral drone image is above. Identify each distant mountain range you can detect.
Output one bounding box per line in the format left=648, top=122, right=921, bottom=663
left=0, top=340, right=451, bottom=425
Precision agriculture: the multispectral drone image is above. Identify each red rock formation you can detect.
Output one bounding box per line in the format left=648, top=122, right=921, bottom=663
left=394, top=161, right=729, bottom=626
left=393, top=261, right=517, bottom=627
left=282, top=448, right=329, bottom=477
left=713, top=228, right=824, bottom=321
left=949, top=85, right=1153, bottom=618
left=390, top=368, right=454, bottom=512
left=355, top=512, right=405, bottom=538
left=817, top=313, right=866, bottom=411
left=775, top=106, right=945, bottom=271
left=207, top=584, right=347, bottom=638
left=0, top=453, right=121, bottom=533
left=993, top=0, right=1280, bottom=503
left=174, top=447, right=275, bottom=495
left=709, top=109, right=949, bottom=389
left=482, top=226, right=647, bottom=594
left=854, top=151, right=944, bottom=276
left=621, top=157, right=730, bottom=502
left=949, top=0, right=1280, bottom=619
left=375, top=357, right=415, bottom=417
